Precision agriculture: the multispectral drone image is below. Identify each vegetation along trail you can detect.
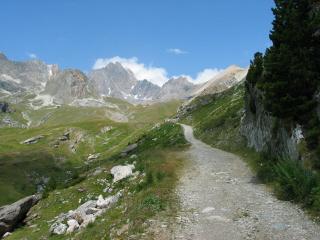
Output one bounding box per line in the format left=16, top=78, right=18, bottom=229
left=172, top=124, right=320, bottom=240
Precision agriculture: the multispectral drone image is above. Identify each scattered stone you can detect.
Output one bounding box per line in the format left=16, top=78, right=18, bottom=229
left=20, top=135, right=44, bottom=144
left=87, top=153, right=101, bottom=161
left=77, top=187, right=86, bottom=193
left=101, top=126, right=113, bottom=134
left=0, top=195, right=40, bottom=237
left=201, top=207, right=215, bottom=214
left=50, top=191, right=122, bottom=235
left=111, top=165, right=135, bottom=182
left=58, top=136, right=69, bottom=141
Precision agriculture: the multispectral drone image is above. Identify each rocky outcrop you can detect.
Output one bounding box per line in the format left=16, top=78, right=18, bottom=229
left=50, top=191, right=122, bottom=235
left=0, top=195, right=40, bottom=237
left=240, top=82, right=302, bottom=161
left=44, top=69, right=93, bottom=104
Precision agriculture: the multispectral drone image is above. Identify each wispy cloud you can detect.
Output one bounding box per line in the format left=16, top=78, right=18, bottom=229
left=93, top=56, right=169, bottom=86
left=27, top=52, right=37, bottom=59
left=167, top=48, right=188, bottom=55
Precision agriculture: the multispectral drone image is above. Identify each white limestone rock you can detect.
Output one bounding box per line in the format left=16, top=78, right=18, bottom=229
left=111, top=165, right=135, bottom=182
left=66, top=219, right=79, bottom=234
left=50, top=222, right=67, bottom=235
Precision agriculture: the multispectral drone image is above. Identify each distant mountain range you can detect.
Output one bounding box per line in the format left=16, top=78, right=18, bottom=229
left=0, top=53, right=248, bottom=106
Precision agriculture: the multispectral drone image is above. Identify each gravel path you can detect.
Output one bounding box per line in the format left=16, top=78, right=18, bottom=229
left=171, top=124, right=320, bottom=240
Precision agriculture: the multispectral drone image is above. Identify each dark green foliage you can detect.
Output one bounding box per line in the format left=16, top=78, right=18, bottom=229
left=246, top=0, right=320, bottom=153
left=146, top=171, right=154, bottom=185
left=273, top=160, right=317, bottom=202
left=262, top=0, right=320, bottom=122
left=141, top=194, right=164, bottom=212
left=246, top=52, right=264, bottom=87
left=42, top=177, right=57, bottom=199
left=255, top=152, right=320, bottom=213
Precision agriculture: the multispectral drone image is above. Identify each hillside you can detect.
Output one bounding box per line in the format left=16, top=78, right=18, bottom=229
left=0, top=98, right=181, bottom=206
left=4, top=122, right=188, bottom=239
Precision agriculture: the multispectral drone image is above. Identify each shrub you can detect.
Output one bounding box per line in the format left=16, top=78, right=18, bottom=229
left=273, top=160, right=317, bottom=203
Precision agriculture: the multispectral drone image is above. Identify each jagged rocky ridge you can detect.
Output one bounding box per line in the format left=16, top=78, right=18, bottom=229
left=0, top=53, right=247, bottom=106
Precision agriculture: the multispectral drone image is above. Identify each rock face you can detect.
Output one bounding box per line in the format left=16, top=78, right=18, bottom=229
left=44, top=69, right=93, bottom=104
left=131, top=80, right=161, bottom=101
left=0, top=195, right=40, bottom=237
left=0, top=54, right=54, bottom=93
left=240, top=81, right=301, bottom=161
left=89, top=62, right=137, bottom=100
left=158, top=77, right=195, bottom=101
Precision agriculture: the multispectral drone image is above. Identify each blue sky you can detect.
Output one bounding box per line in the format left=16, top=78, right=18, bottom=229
left=0, top=0, right=274, bottom=85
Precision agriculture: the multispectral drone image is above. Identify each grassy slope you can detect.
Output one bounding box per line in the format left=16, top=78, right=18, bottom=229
left=0, top=99, right=181, bottom=205
left=7, top=123, right=188, bottom=240
left=180, top=82, right=320, bottom=218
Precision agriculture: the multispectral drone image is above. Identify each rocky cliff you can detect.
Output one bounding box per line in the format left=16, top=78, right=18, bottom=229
left=240, top=81, right=306, bottom=162
left=44, top=69, right=93, bottom=104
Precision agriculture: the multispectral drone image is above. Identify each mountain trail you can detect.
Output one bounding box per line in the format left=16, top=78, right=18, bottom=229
left=167, top=124, right=320, bottom=240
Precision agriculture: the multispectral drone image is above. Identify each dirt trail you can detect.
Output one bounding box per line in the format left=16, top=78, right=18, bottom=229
left=170, top=124, right=320, bottom=240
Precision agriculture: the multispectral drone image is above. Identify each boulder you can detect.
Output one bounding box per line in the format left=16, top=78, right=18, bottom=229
left=121, top=143, right=138, bottom=156
left=0, top=195, right=40, bottom=237
left=20, top=135, right=44, bottom=144
left=110, top=165, right=135, bottom=182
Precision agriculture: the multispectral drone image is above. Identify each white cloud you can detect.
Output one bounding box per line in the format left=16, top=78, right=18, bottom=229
left=93, top=56, right=169, bottom=86
left=28, top=52, right=37, bottom=59
left=176, top=68, right=223, bottom=85
left=167, top=48, right=188, bottom=55
left=93, top=56, right=223, bottom=86
left=192, top=68, right=222, bottom=84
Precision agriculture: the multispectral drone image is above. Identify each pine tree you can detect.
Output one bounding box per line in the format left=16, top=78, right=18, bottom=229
left=260, top=0, right=320, bottom=122
left=246, top=52, right=264, bottom=87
